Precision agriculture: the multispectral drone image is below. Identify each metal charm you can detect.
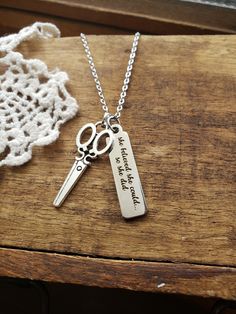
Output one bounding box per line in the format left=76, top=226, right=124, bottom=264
left=54, top=33, right=147, bottom=221
left=53, top=122, right=114, bottom=207
left=107, top=124, right=147, bottom=219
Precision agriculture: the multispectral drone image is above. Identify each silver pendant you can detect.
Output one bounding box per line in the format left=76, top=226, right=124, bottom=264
left=107, top=124, right=147, bottom=219
left=53, top=122, right=114, bottom=207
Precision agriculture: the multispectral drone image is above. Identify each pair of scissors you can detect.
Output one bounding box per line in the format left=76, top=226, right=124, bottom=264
left=53, top=122, right=114, bottom=207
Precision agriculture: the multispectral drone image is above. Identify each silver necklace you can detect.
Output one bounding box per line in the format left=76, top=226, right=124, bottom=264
left=80, top=32, right=140, bottom=119
left=53, top=33, right=147, bottom=219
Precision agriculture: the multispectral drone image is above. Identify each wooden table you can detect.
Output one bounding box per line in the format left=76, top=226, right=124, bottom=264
left=0, top=35, right=235, bottom=300
left=0, top=0, right=236, bottom=36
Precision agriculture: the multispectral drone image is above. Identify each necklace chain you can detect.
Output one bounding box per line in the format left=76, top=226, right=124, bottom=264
left=80, top=32, right=140, bottom=119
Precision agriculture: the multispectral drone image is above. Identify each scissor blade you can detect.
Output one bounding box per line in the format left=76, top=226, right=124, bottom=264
left=53, top=160, right=88, bottom=207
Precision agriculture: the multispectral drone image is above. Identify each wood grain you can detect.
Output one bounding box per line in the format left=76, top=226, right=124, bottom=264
left=1, top=247, right=236, bottom=300
left=1, top=0, right=236, bottom=35
left=0, top=7, right=130, bottom=37
left=0, top=35, right=235, bottom=298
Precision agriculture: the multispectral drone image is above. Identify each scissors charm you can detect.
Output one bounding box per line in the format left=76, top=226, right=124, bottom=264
left=53, top=122, right=114, bottom=207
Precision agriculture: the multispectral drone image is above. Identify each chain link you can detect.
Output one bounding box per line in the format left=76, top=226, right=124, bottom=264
left=80, top=32, right=140, bottom=119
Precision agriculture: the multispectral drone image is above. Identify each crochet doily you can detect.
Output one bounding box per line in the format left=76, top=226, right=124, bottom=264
left=0, top=22, right=78, bottom=167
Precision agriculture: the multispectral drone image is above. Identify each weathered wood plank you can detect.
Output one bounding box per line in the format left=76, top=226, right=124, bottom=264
left=0, top=35, right=235, bottom=299
left=0, top=247, right=236, bottom=299
left=0, top=7, right=130, bottom=37
left=1, top=0, right=236, bottom=35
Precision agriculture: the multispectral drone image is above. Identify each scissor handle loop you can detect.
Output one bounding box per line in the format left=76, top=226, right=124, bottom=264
left=76, top=123, right=96, bottom=150
left=92, top=129, right=114, bottom=156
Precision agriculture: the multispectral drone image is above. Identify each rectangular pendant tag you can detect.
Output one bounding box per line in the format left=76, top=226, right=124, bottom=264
left=108, top=125, right=147, bottom=219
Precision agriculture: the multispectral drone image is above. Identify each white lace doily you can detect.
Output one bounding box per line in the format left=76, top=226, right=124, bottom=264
left=0, top=22, right=78, bottom=167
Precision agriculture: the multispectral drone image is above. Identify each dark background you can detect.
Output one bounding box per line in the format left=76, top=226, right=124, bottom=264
left=1, top=277, right=236, bottom=314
